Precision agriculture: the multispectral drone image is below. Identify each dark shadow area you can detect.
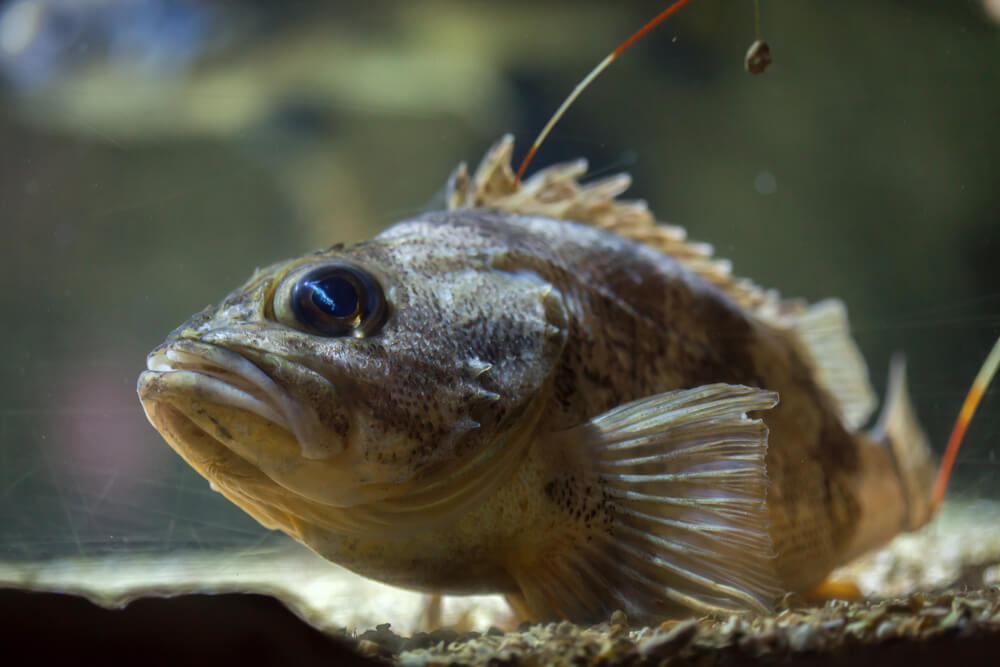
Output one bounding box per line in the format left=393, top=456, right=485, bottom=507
left=0, top=589, right=376, bottom=666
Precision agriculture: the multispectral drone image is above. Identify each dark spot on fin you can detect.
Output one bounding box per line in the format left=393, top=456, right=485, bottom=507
left=513, top=384, right=782, bottom=623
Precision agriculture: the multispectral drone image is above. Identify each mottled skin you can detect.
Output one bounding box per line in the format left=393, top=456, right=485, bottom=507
left=436, top=212, right=866, bottom=589
left=139, top=208, right=913, bottom=621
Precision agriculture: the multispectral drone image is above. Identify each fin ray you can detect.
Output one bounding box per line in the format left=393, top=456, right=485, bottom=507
left=510, top=383, right=782, bottom=622
left=449, top=139, right=878, bottom=433
left=448, top=136, right=784, bottom=315
left=790, top=299, right=877, bottom=429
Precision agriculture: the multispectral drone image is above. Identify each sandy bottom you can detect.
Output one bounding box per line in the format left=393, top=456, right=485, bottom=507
left=4, top=498, right=1000, bottom=664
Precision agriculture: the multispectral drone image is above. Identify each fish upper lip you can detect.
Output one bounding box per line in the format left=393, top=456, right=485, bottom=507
left=141, top=338, right=319, bottom=450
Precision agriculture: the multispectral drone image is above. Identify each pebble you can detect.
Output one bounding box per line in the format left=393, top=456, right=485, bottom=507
left=356, top=639, right=380, bottom=658
left=786, top=623, right=817, bottom=652
left=638, top=617, right=698, bottom=658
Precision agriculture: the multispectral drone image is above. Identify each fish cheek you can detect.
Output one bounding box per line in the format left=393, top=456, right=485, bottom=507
left=349, top=374, right=478, bottom=476
left=338, top=269, right=567, bottom=482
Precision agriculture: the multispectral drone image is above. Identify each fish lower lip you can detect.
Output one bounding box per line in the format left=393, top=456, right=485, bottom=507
left=137, top=368, right=286, bottom=428
left=140, top=339, right=311, bottom=442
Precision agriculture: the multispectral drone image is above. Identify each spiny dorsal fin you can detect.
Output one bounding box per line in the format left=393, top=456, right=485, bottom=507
left=447, top=135, right=781, bottom=314
left=447, top=135, right=878, bottom=431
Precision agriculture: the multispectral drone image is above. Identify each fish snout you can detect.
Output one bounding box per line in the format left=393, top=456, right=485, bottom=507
left=138, top=338, right=347, bottom=462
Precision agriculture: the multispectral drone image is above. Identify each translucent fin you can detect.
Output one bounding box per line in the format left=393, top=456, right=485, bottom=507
left=873, top=356, right=935, bottom=530
left=512, top=384, right=782, bottom=623
left=790, top=299, right=877, bottom=429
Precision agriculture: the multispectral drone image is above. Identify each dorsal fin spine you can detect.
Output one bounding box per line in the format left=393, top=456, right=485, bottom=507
left=447, top=135, right=880, bottom=430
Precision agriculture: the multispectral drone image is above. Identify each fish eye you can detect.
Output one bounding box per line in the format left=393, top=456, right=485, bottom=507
left=275, top=262, right=387, bottom=337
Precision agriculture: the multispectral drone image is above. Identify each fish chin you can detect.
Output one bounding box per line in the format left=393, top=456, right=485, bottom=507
left=136, top=394, right=301, bottom=533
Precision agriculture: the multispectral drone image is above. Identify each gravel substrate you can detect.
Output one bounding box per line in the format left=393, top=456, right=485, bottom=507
left=344, top=498, right=1000, bottom=665
left=355, top=588, right=1000, bottom=665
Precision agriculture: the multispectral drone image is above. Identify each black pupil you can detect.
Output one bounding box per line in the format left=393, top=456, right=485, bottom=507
left=305, top=276, right=358, bottom=319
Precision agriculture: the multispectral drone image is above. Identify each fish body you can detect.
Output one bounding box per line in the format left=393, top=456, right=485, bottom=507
left=138, top=137, right=935, bottom=623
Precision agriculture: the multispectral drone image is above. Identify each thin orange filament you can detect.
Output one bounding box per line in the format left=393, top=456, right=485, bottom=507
left=510, top=1, right=997, bottom=520
left=514, top=0, right=695, bottom=184
left=931, top=334, right=1000, bottom=510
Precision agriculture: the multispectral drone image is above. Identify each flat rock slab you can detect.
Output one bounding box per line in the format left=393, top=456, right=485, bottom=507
left=3, top=499, right=1000, bottom=665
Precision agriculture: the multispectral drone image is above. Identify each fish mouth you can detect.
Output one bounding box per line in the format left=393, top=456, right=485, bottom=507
left=137, top=339, right=360, bottom=510
left=140, top=339, right=310, bottom=445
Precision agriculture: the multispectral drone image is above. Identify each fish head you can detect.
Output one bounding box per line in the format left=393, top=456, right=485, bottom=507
left=137, top=211, right=568, bottom=529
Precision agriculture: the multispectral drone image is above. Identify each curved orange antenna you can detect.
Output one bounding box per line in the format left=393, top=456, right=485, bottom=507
left=931, top=334, right=1000, bottom=510
left=514, top=0, right=695, bottom=184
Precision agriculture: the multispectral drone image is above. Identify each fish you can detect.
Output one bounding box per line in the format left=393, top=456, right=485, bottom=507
left=136, top=134, right=940, bottom=624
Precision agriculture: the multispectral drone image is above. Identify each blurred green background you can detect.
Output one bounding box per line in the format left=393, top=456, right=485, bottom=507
left=1, top=0, right=998, bottom=560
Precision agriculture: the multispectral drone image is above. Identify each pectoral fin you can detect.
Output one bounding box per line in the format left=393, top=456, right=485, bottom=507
left=511, top=384, right=782, bottom=623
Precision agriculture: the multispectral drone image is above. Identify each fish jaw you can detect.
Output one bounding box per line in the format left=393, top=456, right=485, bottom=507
left=141, top=340, right=306, bottom=446
left=136, top=377, right=300, bottom=533
left=137, top=339, right=394, bottom=509
left=136, top=337, right=553, bottom=592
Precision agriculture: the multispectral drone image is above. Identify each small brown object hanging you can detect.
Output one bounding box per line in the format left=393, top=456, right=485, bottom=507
left=745, top=39, right=772, bottom=74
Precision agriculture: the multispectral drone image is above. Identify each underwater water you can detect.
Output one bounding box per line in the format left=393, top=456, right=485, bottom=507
left=1, top=0, right=999, bottom=637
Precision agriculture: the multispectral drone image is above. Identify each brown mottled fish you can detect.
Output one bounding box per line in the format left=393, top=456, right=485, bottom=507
left=137, top=136, right=938, bottom=624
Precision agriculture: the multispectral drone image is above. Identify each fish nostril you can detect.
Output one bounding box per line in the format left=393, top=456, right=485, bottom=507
left=164, top=305, right=217, bottom=342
